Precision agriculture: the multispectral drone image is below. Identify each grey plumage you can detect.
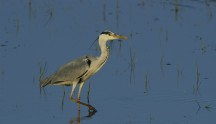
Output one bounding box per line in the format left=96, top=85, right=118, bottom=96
left=40, top=55, right=97, bottom=87
left=40, top=30, right=127, bottom=100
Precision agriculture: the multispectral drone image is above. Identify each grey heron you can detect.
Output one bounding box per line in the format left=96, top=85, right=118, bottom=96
left=40, top=30, right=128, bottom=101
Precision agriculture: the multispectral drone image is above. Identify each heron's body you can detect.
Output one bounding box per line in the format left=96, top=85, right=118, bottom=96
left=40, top=30, right=127, bottom=100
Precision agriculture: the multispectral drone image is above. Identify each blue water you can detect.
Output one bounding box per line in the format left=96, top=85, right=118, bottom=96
left=1, top=0, right=216, bottom=124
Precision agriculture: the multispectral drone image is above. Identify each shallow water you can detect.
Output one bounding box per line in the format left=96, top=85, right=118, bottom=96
left=1, top=0, right=216, bottom=124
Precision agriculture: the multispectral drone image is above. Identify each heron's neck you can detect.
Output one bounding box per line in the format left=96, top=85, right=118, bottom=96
left=98, top=38, right=109, bottom=63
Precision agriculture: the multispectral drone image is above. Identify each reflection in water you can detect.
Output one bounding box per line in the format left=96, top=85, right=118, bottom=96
left=40, top=82, right=97, bottom=123
left=69, top=83, right=97, bottom=123
left=70, top=103, right=97, bottom=124
left=58, top=83, right=97, bottom=123
left=70, top=98, right=97, bottom=112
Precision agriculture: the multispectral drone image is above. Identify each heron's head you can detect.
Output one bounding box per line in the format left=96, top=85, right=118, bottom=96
left=99, top=30, right=128, bottom=42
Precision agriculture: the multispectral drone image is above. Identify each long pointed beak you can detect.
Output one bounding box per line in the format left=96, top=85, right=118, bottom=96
left=114, top=34, right=128, bottom=40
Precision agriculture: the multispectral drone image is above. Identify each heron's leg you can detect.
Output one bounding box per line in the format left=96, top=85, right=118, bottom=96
left=77, top=82, right=84, bottom=101
left=70, top=82, right=78, bottom=100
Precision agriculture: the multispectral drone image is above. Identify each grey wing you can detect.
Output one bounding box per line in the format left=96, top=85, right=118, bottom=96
left=40, top=55, right=96, bottom=87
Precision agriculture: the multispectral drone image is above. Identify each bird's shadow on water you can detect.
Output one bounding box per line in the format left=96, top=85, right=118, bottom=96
left=40, top=86, right=97, bottom=123
left=67, top=83, right=97, bottom=123
left=39, top=80, right=97, bottom=123
left=69, top=101, right=97, bottom=124
left=63, top=93, right=97, bottom=123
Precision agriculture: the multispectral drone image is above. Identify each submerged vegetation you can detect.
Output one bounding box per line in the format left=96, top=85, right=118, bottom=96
left=193, top=64, right=201, bottom=95
left=39, top=62, right=47, bottom=82
left=144, top=72, right=150, bottom=93
left=129, top=48, right=136, bottom=84
left=0, top=0, right=215, bottom=124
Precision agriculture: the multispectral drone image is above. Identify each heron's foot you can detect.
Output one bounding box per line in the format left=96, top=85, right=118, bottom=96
left=88, top=106, right=97, bottom=112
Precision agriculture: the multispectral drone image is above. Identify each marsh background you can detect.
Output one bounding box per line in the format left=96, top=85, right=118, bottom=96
left=0, top=0, right=216, bottom=124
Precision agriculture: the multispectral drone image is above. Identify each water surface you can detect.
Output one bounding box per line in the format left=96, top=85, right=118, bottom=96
left=0, top=0, right=216, bottom=124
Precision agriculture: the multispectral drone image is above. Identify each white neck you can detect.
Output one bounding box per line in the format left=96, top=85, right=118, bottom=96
left=88, top=37, right=109, bottom=74
left=98, top=37, right=109, bottom=61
